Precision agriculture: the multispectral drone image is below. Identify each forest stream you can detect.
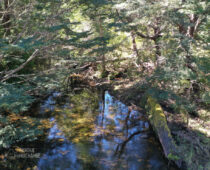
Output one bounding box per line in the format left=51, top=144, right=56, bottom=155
left=2, top=88, right=176, bottom=170
left=1, top=1, right=209, bottom=169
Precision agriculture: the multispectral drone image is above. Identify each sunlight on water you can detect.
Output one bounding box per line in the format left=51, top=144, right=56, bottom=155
left=0, top=89, right=171, bottom=170
left=37, top=89, right=169, bottom=170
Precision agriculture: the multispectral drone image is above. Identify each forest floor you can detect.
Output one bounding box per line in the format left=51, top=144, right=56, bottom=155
left=97, top=77, right=210, bottom=170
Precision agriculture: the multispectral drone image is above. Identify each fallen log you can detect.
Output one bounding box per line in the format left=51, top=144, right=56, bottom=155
left=146, top=96, right=185, bottom=169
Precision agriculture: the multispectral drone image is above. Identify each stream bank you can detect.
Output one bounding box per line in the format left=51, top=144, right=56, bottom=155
left=0, top=87, right=175, bottom=170
left=0, top=74, right=209, bottom=170
left=102, top=78, right=210, bottom=170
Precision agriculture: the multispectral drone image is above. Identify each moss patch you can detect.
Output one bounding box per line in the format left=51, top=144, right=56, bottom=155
left=146, top=96, right=180, bottom=164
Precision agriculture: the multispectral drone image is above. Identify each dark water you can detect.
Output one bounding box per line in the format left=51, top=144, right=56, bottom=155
left=1, top=88, right=174, bottom=170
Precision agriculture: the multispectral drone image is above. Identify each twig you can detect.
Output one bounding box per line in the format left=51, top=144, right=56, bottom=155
left=1, top=49, right=39, bottom=82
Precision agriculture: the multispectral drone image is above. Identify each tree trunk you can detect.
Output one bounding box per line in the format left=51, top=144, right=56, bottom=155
left=131, top=31, right=143, bottom=70
left=98, top=17, right=107, bottom=77
left=177, top=13, right=200, bottom=73
left=131, top=31, right=139, bottom=58
left=186, top=14, right=199, bottom=38
left=154, top=38, right=161, bottom=67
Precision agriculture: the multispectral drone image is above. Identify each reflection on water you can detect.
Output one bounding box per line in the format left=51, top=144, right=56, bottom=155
left=37, top=89, right=169, bottom=170
left=1, top=88, right=173, bottom=170
left=40, top=92, right=61, bottom=114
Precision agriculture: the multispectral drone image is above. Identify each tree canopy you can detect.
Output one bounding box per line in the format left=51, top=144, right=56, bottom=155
left=0, top=0, right=209, bottom=169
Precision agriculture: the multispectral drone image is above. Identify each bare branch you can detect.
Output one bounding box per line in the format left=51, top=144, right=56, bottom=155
left=1, top=49, right=39, bottom=82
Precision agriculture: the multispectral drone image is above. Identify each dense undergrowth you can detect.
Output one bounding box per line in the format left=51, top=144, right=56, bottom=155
left=0, top=0, right=209, bottom=169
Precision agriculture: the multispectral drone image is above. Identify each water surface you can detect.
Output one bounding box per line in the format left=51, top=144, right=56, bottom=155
left=1, top=88, right=173, bottom=170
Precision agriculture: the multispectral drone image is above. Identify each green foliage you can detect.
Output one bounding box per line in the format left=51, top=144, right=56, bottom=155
left=142, top=86, right=197, bottom=115
left=0, top=84, right=34, bottom=113
left=167, top=153, right=180, bottom=161
left=0, top=124, right=42, bottom=148
left=201, top=91, right=210, bottom=104
left=0, top=1, right=208, bottom=170
left=0, top=115, right=44, bottom=148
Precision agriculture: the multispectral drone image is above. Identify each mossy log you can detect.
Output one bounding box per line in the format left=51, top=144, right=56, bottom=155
left=146, top=96, right=184, bottom=168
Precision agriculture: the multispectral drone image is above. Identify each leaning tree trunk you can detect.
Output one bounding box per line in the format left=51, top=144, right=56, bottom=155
left=146, top=96, right=185, bottom=168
